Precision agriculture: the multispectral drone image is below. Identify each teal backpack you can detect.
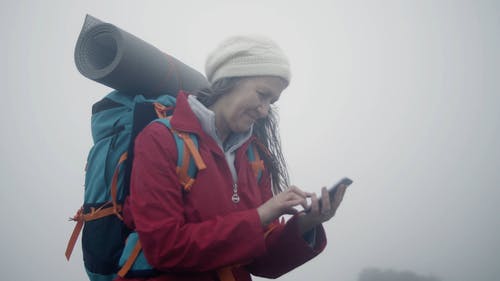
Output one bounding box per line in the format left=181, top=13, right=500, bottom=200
left=66, top=91, right=264, bottom=281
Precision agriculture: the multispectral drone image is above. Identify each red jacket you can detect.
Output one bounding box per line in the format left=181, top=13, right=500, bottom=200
left=116, top=92, right=326, bottom=281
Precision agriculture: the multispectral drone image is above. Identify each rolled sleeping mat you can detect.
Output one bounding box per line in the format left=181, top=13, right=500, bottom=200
left=74, top=14, right=209, bottom=97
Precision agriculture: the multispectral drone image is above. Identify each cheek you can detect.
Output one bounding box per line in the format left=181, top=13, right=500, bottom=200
left=229, top=97, right=253, bottom=118
left=222, top=91, right=260, bottom=130
left=228, top=109, right=254, bottom=131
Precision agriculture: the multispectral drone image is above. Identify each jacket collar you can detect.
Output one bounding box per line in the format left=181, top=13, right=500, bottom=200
left=169, top=91, right=204, bottom=134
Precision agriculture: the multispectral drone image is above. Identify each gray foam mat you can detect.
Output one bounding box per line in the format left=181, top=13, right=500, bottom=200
left=74, top=15, right=209, bottom=97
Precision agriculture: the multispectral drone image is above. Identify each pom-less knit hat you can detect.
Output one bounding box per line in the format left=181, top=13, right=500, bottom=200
left=205, top=35, right=291, bottom=85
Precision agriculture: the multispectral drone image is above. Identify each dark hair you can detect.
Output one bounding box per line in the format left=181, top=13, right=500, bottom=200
left=195, top=77, right=290, bottom=194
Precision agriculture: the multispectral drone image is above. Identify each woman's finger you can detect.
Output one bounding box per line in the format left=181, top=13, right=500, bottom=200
left=308, top=193, right=319, bottom=214
left=288, top=185, right=310, bottom=198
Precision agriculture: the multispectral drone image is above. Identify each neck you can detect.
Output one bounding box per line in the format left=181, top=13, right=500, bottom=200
left=216, top=119, right=230, bottom=142
left=209, top=104, right=230, bottom=142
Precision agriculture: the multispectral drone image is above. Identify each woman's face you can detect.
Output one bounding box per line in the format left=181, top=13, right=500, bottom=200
left=210, top=76, right=287, bottom=139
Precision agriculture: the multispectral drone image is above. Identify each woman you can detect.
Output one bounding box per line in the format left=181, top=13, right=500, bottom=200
left=119, top=36, right=346, bottom=281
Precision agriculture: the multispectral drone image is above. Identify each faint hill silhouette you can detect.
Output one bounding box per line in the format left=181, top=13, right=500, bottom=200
left=359, top=268, right=442, bottom=281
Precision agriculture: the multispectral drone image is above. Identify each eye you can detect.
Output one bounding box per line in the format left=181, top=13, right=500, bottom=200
left=257, top=91, right=276, bottom=104
left=257, top=91, right=267, bottom=101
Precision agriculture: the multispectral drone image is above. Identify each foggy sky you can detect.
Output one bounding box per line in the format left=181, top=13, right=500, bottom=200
left=1, top=1, right=499, bottom=281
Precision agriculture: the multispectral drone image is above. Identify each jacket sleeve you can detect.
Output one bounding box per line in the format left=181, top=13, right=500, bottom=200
left=246, top=216, right=327, bottom=278
left=245, top=168, right=327, bottom=278
left=128, top=123, right=267, bottom=272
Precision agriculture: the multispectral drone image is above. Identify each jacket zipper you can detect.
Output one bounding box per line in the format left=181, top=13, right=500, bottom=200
left=232, top=183, right=240, bottom=203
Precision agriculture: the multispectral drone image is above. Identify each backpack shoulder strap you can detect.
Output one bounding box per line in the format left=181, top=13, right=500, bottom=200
left=153, top=118, right=206, bottom=191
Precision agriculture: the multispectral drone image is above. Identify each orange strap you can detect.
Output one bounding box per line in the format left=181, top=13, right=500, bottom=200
left=117, top=240, right=143, bottom=277
left=217, top=267, right=236, bottom=281
left=84, top=204, right=122, bottom=221
left=173, top=131, right=207, bottom=191
left=65, top=208, right=84, bottom=260
left=175, top=137, right=192, bottom=191
left=250, top=144, right=264, bottom=178
left=65, top=204, right=123, bottom=260
left=251, top=161, right=264, bottom=178
left=176, top=165, right=197, bottom=192
left=110, top=152, right=128, bottom=220
left=153, top=102, right=169, bottom=119
left=177, top=132, right=206, bottom=170
left=180, top=139, right=192, bottom=176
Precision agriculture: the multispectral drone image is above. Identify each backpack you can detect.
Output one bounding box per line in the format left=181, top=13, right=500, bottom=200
left=65, top=90, right=264, bottom=281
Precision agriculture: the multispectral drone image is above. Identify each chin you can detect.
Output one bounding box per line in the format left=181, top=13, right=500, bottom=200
left=233, top=123, right=253, bottom=133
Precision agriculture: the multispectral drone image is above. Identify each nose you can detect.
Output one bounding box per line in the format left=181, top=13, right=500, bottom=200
left=257, top=103, right=270, bottom=118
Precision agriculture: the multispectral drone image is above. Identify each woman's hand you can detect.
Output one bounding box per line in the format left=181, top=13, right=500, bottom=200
left=257, top=186, right=311, bottom=226
left=297, top=184, right=347, bottom=235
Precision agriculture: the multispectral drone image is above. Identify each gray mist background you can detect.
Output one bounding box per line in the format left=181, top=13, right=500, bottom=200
left=1, top=1, right=499, bottom=281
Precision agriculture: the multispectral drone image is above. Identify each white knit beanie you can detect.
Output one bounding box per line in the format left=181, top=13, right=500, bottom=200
left=205, top=35, right=291, bottom=85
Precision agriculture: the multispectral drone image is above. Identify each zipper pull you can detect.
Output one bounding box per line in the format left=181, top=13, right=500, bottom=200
left=232, top=183, right=240, bottom=203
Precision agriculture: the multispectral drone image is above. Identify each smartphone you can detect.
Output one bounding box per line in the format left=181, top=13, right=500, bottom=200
left=307, top=177, right=353, bottom=212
